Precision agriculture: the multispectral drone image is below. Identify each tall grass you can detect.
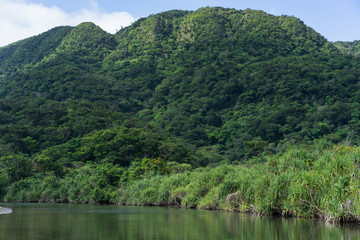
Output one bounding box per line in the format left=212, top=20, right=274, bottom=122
left=4, top=145, right=360, bottom=223
left=120, top=145, right=360, bottom=223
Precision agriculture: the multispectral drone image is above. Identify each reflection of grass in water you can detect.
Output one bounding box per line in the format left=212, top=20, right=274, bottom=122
left=117, top=209, right=360, bottom=240
left=1, top=204, right=360, bottom=240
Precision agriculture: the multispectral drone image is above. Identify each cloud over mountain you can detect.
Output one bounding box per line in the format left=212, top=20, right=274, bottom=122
left=0, top=0, right=136, bottom=47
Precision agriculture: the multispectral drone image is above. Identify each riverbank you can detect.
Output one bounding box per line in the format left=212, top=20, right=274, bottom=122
left=117, top=145, right=360, bottom=224
left=2, top=145, right=360, bottom=224
left=0, top=206, right=12, bottom=214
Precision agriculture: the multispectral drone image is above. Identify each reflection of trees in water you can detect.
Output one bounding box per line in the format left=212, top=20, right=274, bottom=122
left=1, top=204, right=360, bottom=239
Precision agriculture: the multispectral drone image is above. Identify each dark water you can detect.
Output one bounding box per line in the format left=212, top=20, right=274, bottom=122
left=0, top=203, right=360, bottom=240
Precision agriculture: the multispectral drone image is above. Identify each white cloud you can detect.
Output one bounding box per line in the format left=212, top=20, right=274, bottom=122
left=0, top=0, right=136, bottom=47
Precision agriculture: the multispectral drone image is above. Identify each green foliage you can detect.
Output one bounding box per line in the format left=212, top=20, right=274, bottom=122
left=334, top=40, right=360, bottom=57
left=0, top=155, right=33, bottom=182
left=0, top=7, right=359, bottom=163
left=141, top=157, right=169, bottom=176
left=2, top=7, right=360, bottom=222
left=4, top=163, right=123, bottom=204
left=118, top=145, right=360, bottom=222
left=0, top=26, right=73, bottom=76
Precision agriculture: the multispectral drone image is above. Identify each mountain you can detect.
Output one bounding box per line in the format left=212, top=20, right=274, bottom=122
left=334, top=40, right=360, bottom=57
left=0, top=7, right=360, bottom=167
left=0, top=26, right=73, bottom=76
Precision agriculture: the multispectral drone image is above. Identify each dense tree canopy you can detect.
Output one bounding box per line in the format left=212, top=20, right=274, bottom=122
left=334, top=40, right=360, bottom=57
left=0, top=7, right=360, bottom=205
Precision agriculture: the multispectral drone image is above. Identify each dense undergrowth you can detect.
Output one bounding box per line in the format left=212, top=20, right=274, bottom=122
left=119, top=144, right=360, bottom=223
left=2, top=143, right=360, bottom=223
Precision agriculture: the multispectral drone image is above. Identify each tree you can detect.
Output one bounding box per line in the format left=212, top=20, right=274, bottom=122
left=0, top=155, right=33, bottom=182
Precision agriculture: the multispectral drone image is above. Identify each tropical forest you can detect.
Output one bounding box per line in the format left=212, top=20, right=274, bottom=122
left=1, top=7, right=360, bottom=223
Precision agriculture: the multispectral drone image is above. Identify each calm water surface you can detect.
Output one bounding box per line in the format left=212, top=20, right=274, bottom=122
left=1, top=203, right=360, bottom=240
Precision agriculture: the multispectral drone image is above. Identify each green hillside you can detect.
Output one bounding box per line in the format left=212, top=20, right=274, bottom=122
left=0, top=26, right=73, bottom=76
left=334, top=40, right=360, bottom=57
left=1, top=7, right=360, bottom=214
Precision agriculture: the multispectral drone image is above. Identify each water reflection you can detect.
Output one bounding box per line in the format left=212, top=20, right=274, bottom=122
left=0, top=203, right=359, bottom=240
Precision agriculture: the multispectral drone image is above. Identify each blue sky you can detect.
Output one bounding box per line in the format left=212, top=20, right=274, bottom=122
left=1, top=0, right=360, bottom=47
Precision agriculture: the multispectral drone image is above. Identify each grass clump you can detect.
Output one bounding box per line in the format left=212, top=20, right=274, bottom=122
left=120, top=145, right=360, bottom=223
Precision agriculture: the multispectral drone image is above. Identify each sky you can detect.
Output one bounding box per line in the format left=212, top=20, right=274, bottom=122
left=1, top=0, right=360, bottom=47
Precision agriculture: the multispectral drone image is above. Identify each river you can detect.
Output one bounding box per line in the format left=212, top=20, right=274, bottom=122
left=0, top=203, right=360, bottom=239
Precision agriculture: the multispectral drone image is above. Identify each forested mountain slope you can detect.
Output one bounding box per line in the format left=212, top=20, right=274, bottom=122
left=1, top=7, right=360, bottom=169
left=0, top=26, right=73, bottom=76
left=334, top=40, right=360, bottom=57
